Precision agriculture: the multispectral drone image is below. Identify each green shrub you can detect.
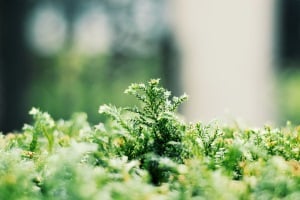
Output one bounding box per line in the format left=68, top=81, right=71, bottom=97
left=1, top=79, right=300, bottom=199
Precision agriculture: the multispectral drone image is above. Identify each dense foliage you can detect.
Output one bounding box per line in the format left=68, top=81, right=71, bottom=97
left=1, top=79, right=300, bottom=199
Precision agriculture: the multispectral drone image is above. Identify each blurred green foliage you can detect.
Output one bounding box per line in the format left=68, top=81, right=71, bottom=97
left=26, top=52, right=161, bottom=125
left=278, top=69, right=300, bottom=125
left=1, top=79, right=300, bottom=199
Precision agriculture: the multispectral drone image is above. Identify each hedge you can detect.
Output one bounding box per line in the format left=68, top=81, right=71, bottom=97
left=0, top=79, right=299, bottom=199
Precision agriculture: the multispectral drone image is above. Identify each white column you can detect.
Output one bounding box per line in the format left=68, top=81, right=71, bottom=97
left=171, top=0, right=276, bottom=126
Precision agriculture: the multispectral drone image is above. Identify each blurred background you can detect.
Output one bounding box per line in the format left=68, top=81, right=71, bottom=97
left=0, top=0, right=300, bottom=132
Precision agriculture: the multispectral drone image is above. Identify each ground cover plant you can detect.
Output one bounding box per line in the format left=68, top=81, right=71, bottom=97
left=1, top=79, right=300, bottom=199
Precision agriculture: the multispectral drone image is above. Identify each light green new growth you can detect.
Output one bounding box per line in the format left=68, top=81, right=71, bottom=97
left=0, top=79, right=300, bottom=200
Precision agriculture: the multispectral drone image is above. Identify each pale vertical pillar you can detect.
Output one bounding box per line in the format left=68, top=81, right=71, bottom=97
left=171, top=0, right=276, bottom=126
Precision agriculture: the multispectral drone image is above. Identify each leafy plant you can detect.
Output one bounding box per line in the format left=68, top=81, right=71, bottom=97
left=99, top=79, right=187, bottom=184
left=0, top=79, right=300, bottom=199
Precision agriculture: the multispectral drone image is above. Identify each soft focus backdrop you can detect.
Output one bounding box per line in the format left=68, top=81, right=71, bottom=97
left=0, top=0, right=300, bottom=132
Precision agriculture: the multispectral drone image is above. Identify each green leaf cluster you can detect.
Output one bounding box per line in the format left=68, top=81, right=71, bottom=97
left=0, top=79, right=300, bottom=199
